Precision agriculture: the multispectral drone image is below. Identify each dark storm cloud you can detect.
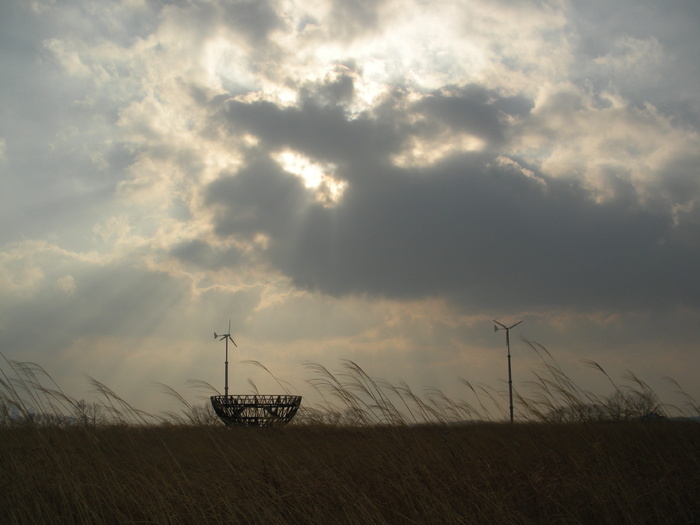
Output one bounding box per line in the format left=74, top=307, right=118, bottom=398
left=206, top=86, right=700, bottom=313
left=221, top=0, right=282, bottom=46
left=414, top=86, right=533, bottom=146
left=219, top=82, right=526, bottom=170
left=656, top=152, right=700, bottom=206
left=291, top=155, right=696, bottom=312
left=304, top=73, right=356, bottom=107
left=220, top=97, right=403, bottom=169
left=169, top=240, right=246, bottom=271
left=207, top=154, right=314, bottom=239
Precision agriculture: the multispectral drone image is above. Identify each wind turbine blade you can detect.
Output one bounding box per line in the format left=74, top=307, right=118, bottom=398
left=508, top=320, right=523, bottom=329
left=494, top=320, right=507, bottom=330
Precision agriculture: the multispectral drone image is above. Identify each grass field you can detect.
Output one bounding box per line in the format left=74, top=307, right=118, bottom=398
left=1, top=421, right=699, bottom=524
left=1, top=348, right=699, bottom=524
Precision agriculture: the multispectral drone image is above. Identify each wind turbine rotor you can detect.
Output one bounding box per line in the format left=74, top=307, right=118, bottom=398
left=494, top=319, right=522, bottom=331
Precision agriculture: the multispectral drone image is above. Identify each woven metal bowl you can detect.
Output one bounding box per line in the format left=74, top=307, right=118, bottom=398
left=210, top=394, right=302, bottom=427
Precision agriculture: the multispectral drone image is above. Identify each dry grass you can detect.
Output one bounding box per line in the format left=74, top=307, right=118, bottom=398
left=1, top=346, right=699, bottom=524
left=1, top=421, right=698, bottom=524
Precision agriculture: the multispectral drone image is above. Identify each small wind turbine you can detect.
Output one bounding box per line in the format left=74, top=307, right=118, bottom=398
left=494, top=319, right=522, bottom=423
left=215, top=320, right=237, bottom=397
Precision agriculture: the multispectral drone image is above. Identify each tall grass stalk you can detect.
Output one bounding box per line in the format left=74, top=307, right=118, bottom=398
left=2, top=347, right=699, bottom=523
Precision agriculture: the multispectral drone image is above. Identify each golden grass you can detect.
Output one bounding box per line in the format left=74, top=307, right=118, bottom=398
left=1, top=345, right=699, bottom=523
left=1, top=421, right=699, bottom=524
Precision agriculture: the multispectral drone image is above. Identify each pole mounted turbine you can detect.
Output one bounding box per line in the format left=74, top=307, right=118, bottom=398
left=214, top=320, right=237, bottom=397
left=494, top=319, right=522, bottom=423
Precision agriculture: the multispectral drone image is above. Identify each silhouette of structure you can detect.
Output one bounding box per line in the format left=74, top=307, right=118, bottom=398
left=494, top=319, right=522, bottom=423
left=214, top=321, right=236, bottom=397
left=210, top=394, right=302, bottom=427
left=211, top=321, right=301, bottom=426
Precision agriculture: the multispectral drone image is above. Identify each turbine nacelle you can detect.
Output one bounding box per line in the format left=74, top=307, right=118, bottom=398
left=216, top=334, right=236, bottom=344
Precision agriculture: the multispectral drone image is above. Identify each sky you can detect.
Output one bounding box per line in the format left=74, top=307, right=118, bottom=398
left=1, top=0, right=699, bottom=419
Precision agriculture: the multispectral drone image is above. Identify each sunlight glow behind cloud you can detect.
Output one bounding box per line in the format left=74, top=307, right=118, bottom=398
left=1, top=0, right=699, bottom=416
left=272, top=149, right=346, bottom=205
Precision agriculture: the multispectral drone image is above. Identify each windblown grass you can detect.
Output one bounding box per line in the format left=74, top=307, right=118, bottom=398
left=294, top=342, right=698, bottom=426
left=1, top=346, right=699, bottom=524
left=1, top=417, right=698, bottom=523
left=2, top=341, right=699, bottom=427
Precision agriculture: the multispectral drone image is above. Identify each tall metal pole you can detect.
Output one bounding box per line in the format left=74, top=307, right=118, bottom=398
left=224, top=336, right=229, bottom=397
left=215, top=320, right=236, bottom=398
left=494, top=320, right=522, bottom=423
left=506, top=327, right=513, bottom=423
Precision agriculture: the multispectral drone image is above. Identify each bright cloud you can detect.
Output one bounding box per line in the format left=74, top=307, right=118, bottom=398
left=1, top=0, right=699, bottom=417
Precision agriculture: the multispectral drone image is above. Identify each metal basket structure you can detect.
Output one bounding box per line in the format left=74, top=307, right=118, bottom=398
left=210, top=394, right=302, bottom=427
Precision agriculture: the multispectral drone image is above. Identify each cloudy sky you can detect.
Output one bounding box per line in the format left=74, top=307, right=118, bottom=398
left=2, top=0, right=699, bottom=417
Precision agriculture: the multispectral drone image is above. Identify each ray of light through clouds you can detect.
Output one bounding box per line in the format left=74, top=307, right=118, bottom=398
left=1, top=0, right=699, bottom=416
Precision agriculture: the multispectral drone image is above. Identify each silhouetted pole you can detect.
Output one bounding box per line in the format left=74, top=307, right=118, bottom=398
left=215, top=320, right=237, bottom=397
left=225, top=336, right=229, bottom=397
left=494, top=320, right=522, bottom=423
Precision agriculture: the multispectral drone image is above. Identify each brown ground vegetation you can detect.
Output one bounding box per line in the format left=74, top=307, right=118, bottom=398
left=1, top=420, right=699, bottom=524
